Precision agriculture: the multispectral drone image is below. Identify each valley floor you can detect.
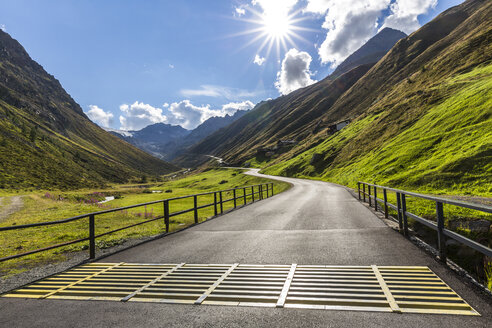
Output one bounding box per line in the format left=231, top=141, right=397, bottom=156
left=1, top=169, right=490, bottom=327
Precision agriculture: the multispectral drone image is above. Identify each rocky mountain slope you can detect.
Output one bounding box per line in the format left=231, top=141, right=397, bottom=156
left=331, top=27, right=407, bottom=78
left=0, top=30, right=179, bottom=189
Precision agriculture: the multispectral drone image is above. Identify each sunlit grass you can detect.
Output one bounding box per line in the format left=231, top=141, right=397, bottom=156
left=0, top=168, right=290, bottom=277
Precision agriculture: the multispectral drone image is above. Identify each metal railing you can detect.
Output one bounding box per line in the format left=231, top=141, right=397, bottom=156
left=0, top=183, right=274, bottom=262
left=358, top=182, right=492, bottom=263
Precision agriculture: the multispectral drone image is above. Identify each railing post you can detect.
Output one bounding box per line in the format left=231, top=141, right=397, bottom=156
left=251, top=186, right=255, bottom=202
left=383, top=189, right=388, bottom=219
left=260, top=185, right=263, bottom=200
left=373, top=186, right=378, bottom=211
left=368, top=185, right=372, bottom=206
left=363, top=184, right=366, bottom=202
left=436, top=201, right=447, bottom=263
left=219, top=191, right=223, bottom=214
left=396, top=192, right=403, bottom=232
left=89, top=214, right=95, bottom=259
left=233, top=189, right=237, bottom=208
left=358, top=182, right=361, bottom=200
left=266, top=184, right=269, bottom=198
left=193, top=195, right=198, bottom=224
left=164, top=200, right=170, bottom=233
left=401, top=194, right=408, bottom=237
left=271, top=183, right=274, bottom=196
left=243, top=187, right=247, bottom=205
left=214, top=192, right=217, bottom=216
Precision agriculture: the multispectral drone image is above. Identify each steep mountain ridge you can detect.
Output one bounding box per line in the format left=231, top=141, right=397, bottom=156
left=331, top=27, right=407, bottom=78
left=314, top=0, right=486, bottom=126
left=0, top=30, right=178, bottom=189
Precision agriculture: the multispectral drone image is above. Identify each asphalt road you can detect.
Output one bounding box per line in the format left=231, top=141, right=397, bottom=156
left=1, top=170, right=491, bottom=327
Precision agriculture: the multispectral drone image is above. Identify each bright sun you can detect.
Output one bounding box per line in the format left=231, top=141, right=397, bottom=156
left=231, top=5, right=315, bottom=60
left=262, top=12, right=292, bottom=39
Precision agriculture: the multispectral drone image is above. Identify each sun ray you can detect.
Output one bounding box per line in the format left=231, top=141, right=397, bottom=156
left=227, top=3, right=317, bottom=62
left=283, top=33, right=298, bottom=50
left=285, top=31, right=312, bottom=46
left=232, top=31, right=269, bottom=54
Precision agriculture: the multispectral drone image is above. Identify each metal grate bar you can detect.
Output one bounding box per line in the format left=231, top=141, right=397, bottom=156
left=276, top=263, right=297, bottom=308
left=121, top=263, right=185, bottom=302
left=371, top=265, right=401, bottom=313
left=1, top=263, right=479, bottom=316
left=194, top=263, right=239, bottom=304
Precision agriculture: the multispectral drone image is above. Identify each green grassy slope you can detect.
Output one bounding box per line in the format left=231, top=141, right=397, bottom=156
left=0, top=30, right=179, bottom=189
left=264, top=64, right=491, bottom=195
left=263, top=0, right=492, bottom=195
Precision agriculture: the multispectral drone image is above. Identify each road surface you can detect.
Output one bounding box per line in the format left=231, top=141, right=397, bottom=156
left=1, top=170, right=490, bottom=327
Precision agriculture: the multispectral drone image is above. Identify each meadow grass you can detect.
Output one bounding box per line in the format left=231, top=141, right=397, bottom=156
left=0, top=168, right=290, bottom=277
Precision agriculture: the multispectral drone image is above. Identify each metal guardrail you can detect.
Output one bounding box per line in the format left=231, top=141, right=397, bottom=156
left=358, top=182, right=492, bottom=263
left=0, top=183, right=274, bottom=262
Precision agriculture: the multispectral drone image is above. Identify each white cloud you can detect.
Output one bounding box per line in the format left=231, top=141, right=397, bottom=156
left=253, top=54, right=266, bottom=66
left=0, top=24, right=6, bottom=32
left=304, top=0, right=391, bottom=66
left=275, top=48, right=316, bottom=95
left=304, top=0, right=435, bottom=66
left=381, top=0, right=437, bottom=34
left=252, top=0, right=298, bottom=17
left=180, top=85, right=258, bottom=100
left=221, top=100, right=255, bottom=115
left=166, top=100, right=254, bottom=129
left=119, top=101, right=167, bottom=130
left=168, top=64, right=175, bottom=69
left=86, top=105, right=114, bottom=127
left=165, top=101, right=209, bottom=129
left=118, top=100, right=255, bottom=130
left=235, top=7, right=246, bottom=16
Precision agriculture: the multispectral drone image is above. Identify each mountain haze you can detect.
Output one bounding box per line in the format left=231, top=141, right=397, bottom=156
left=110, top=110, right=249, bottom=161
left=0, top=30, right=179, bottom=189
left=109, top=123, right=190, bottom=160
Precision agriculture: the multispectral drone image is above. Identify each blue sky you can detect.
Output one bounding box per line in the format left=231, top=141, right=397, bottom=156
left=0, top=0, right=463, bottom=130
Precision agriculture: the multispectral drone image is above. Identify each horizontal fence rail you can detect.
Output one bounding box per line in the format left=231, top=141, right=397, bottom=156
left=357, top=182, right=492, bottom=264
left=0, top=183, right=274, bottom=263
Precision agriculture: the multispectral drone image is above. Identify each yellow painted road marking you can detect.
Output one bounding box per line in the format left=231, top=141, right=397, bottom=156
left=371, top=265, right=401, bottom=313
left=40, top=263, right=124, bottom=299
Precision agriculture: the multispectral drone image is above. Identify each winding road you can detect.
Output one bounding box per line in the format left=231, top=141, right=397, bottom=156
left=1, top=170, right=490, bottom=327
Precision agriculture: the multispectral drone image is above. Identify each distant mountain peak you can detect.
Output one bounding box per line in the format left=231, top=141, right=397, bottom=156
left=331, top=28, right=407, bottom=78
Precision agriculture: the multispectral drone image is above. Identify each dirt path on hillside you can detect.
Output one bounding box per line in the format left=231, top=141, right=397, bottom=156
left=0, top=196, right=24, bottom=222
